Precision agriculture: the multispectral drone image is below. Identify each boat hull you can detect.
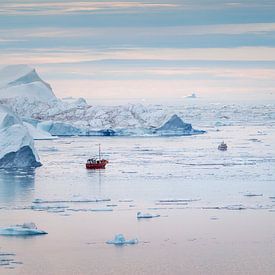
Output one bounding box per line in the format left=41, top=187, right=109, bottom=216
left=86, top=160, right=108, bottom=169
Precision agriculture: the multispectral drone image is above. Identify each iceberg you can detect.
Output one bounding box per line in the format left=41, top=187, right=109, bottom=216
left=137, top=212, right=160, bottom=219
left=185, top=93, right=197, bottom=99
left=23, top=122, right=57, bottom=140
left=0, top=65, right=56, bottom=102
left=106, top=234, right=138, bottom=245
left=0, top=105, right=41, bottom=168
left=155, top=114, right=204, bottom=136
left=0, top=223, right=47, bottom=236
left=0, top=65, right=205, bottom=137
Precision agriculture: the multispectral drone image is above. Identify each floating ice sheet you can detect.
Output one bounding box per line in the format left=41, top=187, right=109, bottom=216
left=33, top=198, right=111, bottom=204
left=0, top=223, right=47, bottom=236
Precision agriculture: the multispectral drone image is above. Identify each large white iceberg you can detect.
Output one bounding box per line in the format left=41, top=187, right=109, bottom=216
left=0, top=65, right=205, bottom=137
left=0, top=64, right=56, bottom=102
left=0, top=105, right=41, bottom=168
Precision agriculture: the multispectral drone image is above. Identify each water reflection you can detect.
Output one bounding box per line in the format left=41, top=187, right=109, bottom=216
left=86, top=169, right=105, bottom=197
left=0, top=168, right=35, bottom=206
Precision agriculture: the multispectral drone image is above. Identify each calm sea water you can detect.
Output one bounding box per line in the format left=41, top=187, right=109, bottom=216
left=0, top=103, right=274, bottom=274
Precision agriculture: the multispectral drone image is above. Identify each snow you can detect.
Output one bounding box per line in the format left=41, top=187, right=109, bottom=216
left=0, top=65, right=56, bottom=102
left=0, top=105, right=41, bottom=168
left=106, top=234, right=138, bottom=245
left=0, top=223, right=47, bottom=236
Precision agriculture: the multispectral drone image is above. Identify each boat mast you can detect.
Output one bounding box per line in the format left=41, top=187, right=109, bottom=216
left=98, top=144, right=101, bottom=160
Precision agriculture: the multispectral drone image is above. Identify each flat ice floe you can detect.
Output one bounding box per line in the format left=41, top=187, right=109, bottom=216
left=32, top=198, right=111, bottom=204
left=0, top=223, right=47, bottom=236
left=137, top=212, right=160, bottom=219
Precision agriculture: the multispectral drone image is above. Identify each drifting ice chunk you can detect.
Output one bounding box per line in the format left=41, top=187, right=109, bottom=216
left=137, top=212, right=160, bottom=219
left=0, top=223, right=47, bottom=236
left=106, top=234, right=138, bottom=245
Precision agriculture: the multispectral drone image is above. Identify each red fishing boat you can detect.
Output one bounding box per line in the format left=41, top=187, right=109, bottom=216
left=86, top=144, right=109, bottom=169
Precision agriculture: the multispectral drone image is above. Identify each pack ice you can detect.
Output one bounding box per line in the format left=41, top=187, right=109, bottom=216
left=0, top=105, right=41, bottom=168
left=0, top=65, right=205, bottom=136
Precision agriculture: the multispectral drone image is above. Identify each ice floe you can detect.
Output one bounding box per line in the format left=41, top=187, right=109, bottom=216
left=0, top=223, right=47, bottom=236
left=33, top=198, right=111, bottom=204
left=137, top=212, right=160, bottom=219
left=106, top=234, right=138, bottom=245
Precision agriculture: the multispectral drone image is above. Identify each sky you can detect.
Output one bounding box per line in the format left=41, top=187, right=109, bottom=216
left=0, top=0, right=275, bottom=101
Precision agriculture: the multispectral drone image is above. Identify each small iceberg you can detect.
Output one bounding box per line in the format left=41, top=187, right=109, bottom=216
left=106, top=234, right=138, bottom=245
left=0, top=222, right=47, bottom=236
left=185, top=93, right=197, bottom=99
left=137, top=212, right=160, bottom=219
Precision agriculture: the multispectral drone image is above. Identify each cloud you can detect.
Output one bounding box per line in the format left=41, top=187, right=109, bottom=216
left=0, top=1, right=178, bottom=15
left=1, top=47, right=275, bottom=65
left=1, top=23, right=275, bottom=41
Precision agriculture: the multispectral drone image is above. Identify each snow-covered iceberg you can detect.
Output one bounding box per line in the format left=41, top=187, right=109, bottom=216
left=0, top=64, right=56, bottom=102
left=0, top=223, right=47, bottom=236
left=0, top=65, right=205, bottom=137
left=0, top=105, right=41, bottom=168
left=106, top=234, right=138, bottom=245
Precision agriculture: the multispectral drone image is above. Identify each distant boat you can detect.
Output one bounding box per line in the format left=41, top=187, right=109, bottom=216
left=218, top=141, right=227, bottom=151
left=86, top=144, right=108, bottom=169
